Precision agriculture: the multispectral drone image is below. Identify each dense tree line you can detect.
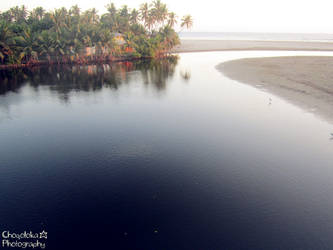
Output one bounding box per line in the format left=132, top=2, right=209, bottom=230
left=0, top=1, right=193, bottom=66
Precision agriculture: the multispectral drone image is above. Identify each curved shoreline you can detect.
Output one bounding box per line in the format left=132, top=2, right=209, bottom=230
left=217, top=56, right=333, bottom=123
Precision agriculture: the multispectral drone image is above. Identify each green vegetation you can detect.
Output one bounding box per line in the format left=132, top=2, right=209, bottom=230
left=0, top=1, right=192, bottom=67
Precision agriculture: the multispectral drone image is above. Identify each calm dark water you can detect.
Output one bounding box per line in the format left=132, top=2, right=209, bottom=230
left=1, top=52, right=333, bottom=250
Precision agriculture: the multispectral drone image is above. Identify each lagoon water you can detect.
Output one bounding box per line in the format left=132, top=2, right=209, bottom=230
left=1, top=52, right=333, bottom=249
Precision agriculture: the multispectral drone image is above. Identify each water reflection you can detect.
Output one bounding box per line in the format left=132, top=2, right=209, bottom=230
left=180, top=69, right=191, bottom=82
left=0, top=56, right=179, bottom=99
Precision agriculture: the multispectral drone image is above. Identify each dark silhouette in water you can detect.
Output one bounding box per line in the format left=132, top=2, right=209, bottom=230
left=0, top=57, right=179, bottom=99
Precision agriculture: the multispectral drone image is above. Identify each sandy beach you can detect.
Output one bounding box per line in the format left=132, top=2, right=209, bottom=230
left=217, top=56, right=333, bottom=122
left=173, top=39, right=333, bottom=122
left=173, top=39, right=333, bottom=52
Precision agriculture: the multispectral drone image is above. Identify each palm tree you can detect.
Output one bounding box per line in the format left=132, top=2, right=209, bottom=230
left=106, top=3, right=117, bottom=17
left=0, top=21, right=15, bottom=63
left=50, top=9, right=67, bottom=39
left=151, top=0, right=168, bottom=28
left=181, top=15, right=193, bottom=30
left=39, top=31, right=56, bottom=63
left=167, top=12, right=177, bottom=28
left=119, top=5, right=129, bottom=18
left=118, top=5, right=130, bottom=32
left=0, top=2, right=186, bottom=65
left=14, top=28, right=40, bottom=63
left=69, top=5, right=81, bottom=29
left=130, top=9, right=139, bottom=25
left=69, top=5, right=80, bottom=17
left=96, top=28, right=113, bottom=59
left=9, top=5, right=28, bottom=23
left=71, top=38, right=83, bottom=62
left=104, top=3, right=118, bottom=31
left=53, top=36, right=67, bottom=63
left=30, top=7, right=45, bottom=21
left=139, top=3, right=150, bottom=29
left=0, top=11, right=12, bottom=23
left=85, top=8, right=99, bottom=24
left=159, top=4, right=168, bottom=25
left=160, top=25, right=179, bottom=52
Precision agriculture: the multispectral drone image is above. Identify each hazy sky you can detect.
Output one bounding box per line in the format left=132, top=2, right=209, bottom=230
left=2, top=0, right=333, bottom=33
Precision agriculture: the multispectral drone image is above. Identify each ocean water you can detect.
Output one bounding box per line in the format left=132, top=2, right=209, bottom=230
left=179, top=31, right=333, bottom=42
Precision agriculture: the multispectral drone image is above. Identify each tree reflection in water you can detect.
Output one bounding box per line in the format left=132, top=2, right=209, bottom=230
left=0, top=56, right=179, bottom=101
left=180, top=69, right=191, bottom=82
